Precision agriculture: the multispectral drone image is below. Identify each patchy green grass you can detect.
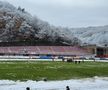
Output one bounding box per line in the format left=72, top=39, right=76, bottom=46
left=0, top=61, right=108, bottom=81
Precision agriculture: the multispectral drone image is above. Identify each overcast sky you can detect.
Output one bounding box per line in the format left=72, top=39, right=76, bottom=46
left=1, top=0, right=108, bottom=27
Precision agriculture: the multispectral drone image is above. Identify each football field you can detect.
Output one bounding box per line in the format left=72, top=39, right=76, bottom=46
left=0, top=61, right=108, bottom=81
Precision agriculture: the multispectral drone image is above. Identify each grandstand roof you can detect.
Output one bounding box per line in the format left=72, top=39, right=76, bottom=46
left=0, top=46, right=91, bottom=56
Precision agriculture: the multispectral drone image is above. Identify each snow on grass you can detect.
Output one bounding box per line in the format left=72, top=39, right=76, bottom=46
left=0, top=77, right=108, bottom=90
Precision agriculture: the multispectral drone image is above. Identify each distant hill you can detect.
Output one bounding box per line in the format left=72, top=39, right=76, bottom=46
left=0, top=1, right=107, bottom=46
left=0, top=1, right=80, bottom=46
left=71, top=25, right=108, bottom=46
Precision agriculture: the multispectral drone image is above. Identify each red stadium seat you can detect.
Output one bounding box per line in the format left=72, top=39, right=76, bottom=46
left=0, top=46, right=91, bottom=56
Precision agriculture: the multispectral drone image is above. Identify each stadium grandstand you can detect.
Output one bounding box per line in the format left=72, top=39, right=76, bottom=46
left=0, top=46, right=93, bottom=60
left=0, top=42, right=107, bottom=61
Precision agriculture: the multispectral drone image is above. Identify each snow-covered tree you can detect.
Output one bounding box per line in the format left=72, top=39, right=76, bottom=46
left=3, top=1, right=108, bottom=46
